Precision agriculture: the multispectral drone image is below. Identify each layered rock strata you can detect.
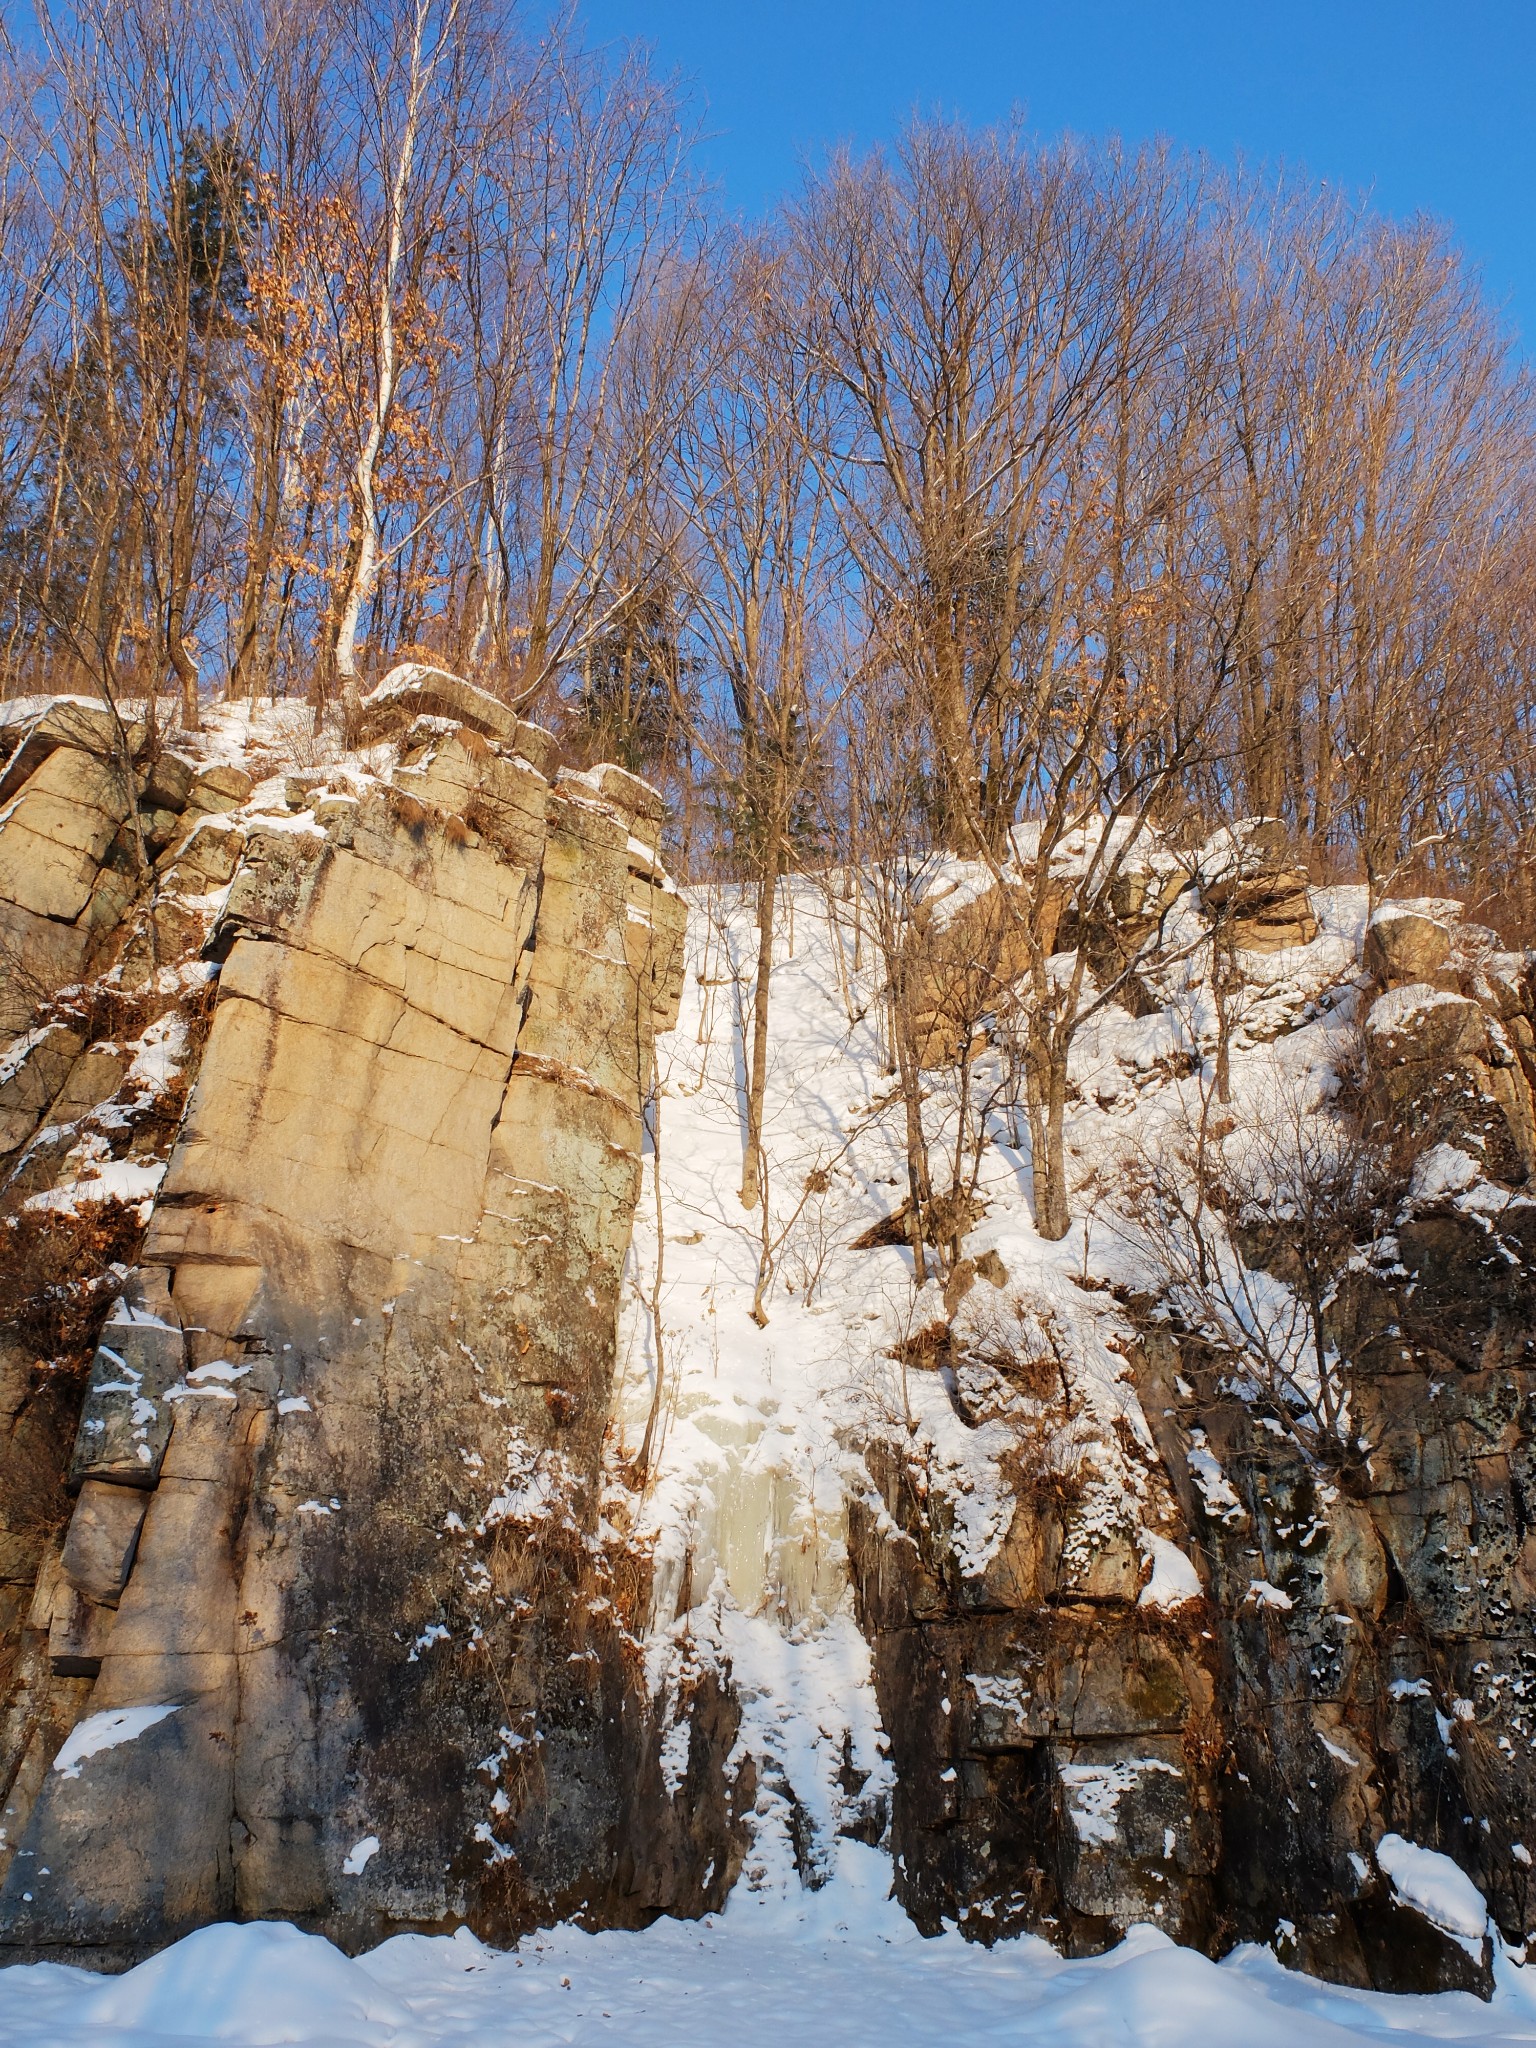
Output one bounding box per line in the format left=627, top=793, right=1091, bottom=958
left=0, top=682, right=736, bottom=1963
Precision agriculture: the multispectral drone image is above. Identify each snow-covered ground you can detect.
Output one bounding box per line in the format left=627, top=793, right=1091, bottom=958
left=2, top=1864, right=1535, bottom=2048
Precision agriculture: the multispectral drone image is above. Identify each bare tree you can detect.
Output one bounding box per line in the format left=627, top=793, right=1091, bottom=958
left=469, top=26, right=701, bottom=706
left=666, top=230, right=842, bottom=1225
left=323, top=0, right=488, bottom=720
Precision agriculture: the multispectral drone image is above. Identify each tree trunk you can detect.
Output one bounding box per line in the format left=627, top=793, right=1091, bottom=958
left=887, top=935, right=935, bottom=1286
left=232, top=372, right=284, bottom=701
left=1025, top=1024, right=1071, bottom=1242
left=330, top=11, right=429, bottom=718
left=738, top=827, right=783, bottom=1211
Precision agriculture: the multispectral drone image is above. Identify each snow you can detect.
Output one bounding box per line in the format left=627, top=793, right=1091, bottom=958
left=596, top=864, right=1509, bottom=1988
left=188, top=1360, right=250, bottom=1385
left=1186, top=1432, right=1246, bottom=1524
left=242, top=806, right=328, bottom=839
left=969, top=1671, right=1032, bottom=1715
left=23, top=1153, right=167, bottom=1217
left=342, top=1836, right=381, bottom=1877
left=1369, top=983, right=1473, bottom=1033
left=1370, top=897, right=1464, bottom=933
left=1139, top=1533, right=1203, bottom=1608
left=1059, top=1757, right=1181, bottom=1846
left=0, top=1022, right=54, bottom=1089
left=124, top=1012, right=188, bottom=1094
left=1319, top=1733, right=1361, bottom=1767
left=50, top=1704, right=179, bottom=1780
left=0, top=1905, right=1533, bottom=2048
left=1413, top=1145, right=1482, bottom=1201
left=1378, top=1834, right=1490, bottom=1948
left=1246, top=1579, right=1296, bottom=1611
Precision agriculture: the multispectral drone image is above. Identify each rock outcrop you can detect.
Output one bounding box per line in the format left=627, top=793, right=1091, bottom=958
left=1, top=697, right=1533, bottom=1998
left=0, top=684, right=754, bottom=1964
left=843, top=888, right=1536, bottom=1996
left=1197, top=819, right=1318, bottom=953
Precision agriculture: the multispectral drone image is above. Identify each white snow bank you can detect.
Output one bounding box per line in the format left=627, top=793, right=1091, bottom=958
left=62, top=1920, right=417, bottom=2044
left=24, top=1153, right=167, bottom=1217
left=1377, top=1833, right=1489, bottom=1947
left=0, top=1904, right=1531, bottom=2048
left=51, top=1703, right=179, bottom=1779
left=1412, top=1145, right=1482, bottom=1202
left=1138, top=1533, right=1203, bottom=1609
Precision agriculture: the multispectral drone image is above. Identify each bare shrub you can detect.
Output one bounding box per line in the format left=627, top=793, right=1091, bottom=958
left=0, top=1198, right=144, bottom=1369
left=1110, top=1072, right=1407, bottom=1464
left=953, top=1287, right=1093, bottom=1511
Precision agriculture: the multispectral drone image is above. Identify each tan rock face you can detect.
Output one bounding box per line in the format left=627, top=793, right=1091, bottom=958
left=0, top=708, right=689, bottom=1960
left=0, top=1024, right=86, bottom=1159
left=1364, top=904, right=1457, bottom=987
left=0, top=725, right=139, bottom=1033
left=907, top=882, right=1055, bottom=1069
left=59, top=1482, right=147, bottom=1609
left=357, top=661, right=529, bottom=750
left=1202, top=867, right=1318, bottom=952
left=1366, top=984, right=1488, bottom=1070
left=0, top=698, right=137, bottom=807
left=0, top=747, right=130, bottom=925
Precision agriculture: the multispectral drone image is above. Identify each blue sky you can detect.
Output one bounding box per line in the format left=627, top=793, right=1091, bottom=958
left=574, top=0, right=1536, bottom=348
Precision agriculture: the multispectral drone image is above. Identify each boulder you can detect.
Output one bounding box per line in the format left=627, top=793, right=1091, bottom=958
left=0, top=734, right=140, bottom=1032
left=357, top=662, right=522, bottom=747
left=1107, top=865, right=1187, bottom=923
left=0, top=1022, right=86, bottom=1157
left=557, top=761, right=666, bottom=829
left=0, top=696, right=134, bottom=807
left=139, top=750, right=197, bottom=814
left=283, top=772, right=332, bottom=811
left=60, top=1480, right=148, bottom=1607
left=47, top=1580, right=116, bottom=1677
left=158, top=816, right=245, bottom=894
left=907, top=879, right=1058, bottom=1068
left=1196, top=819, right=1318, bottom=952
left=0, top=745, right=133, bottom=925
left=47, top=1045, right=130, bottom=1127
left=1202, top=867, right=1318, bottom=951
left=1366, top=984, right=1488, bottom=1072
left=1364, top=903, right=1458, bottom=987
left=67, top=1283, right=186, bottom=1489
left=182, top=761, right=253, bottom=816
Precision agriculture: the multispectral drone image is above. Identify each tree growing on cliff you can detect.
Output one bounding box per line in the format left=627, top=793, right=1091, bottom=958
left=322, top=0, right=484, bottom=722
left=666, top=230, right=844, bottom=1234
left=1114, top=1068, right=1402, bottom=1465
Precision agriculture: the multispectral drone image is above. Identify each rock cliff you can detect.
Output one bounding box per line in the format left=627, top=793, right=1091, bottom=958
left=0, top=679, right=748, bottom=1963
left=0, top=699, right=1532, bottom=1997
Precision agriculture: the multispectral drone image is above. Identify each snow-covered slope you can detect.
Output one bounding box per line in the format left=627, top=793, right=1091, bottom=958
left=611, top=873, right=1364, bottom=1900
